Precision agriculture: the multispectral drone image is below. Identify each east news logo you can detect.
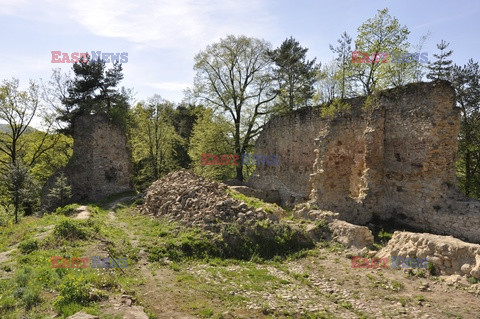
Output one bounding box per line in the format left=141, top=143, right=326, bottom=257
left=51, top=51, right=128, bottom=63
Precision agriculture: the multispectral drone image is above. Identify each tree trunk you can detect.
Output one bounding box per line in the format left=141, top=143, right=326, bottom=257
left=465, top=150, right=471, bottom=197
left=235, top=164, right=243, bottom=182
left=14, top=195, right=19, bottom=224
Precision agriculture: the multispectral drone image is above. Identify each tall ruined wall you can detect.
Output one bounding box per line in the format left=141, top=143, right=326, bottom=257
left=67, top=114, right=133, bottom=201
left=249, top=81, right=480, bottom=243
left=246, top=108, right=328, bottom=206
left=44, top=114, right=133, bottom=205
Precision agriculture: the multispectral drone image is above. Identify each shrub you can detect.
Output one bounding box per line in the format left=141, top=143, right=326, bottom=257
left=147, top=220, right=315, bottom=263
left=19, top=239, right=39, bottom=254
left=45, top=172, right=72, bottom=212
left=54, top=274, right=92, bottom=313
left=53, top=204, right=79, bottom=216
left=321, top=99, right=351, bottom=118
left=53, top=219, right=97, bottom=240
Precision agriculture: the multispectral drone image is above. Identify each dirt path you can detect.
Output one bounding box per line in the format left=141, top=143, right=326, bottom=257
left=101, top=197, right=198, bottom=319
left=73, top=206, right=91, bottom=220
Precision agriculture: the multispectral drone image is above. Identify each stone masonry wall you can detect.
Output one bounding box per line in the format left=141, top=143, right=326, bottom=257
left=44, top=114, right=133, bottom=204
left=67, top=114, right=133, bottom=201
left=248, top=81, right=480, bottom=243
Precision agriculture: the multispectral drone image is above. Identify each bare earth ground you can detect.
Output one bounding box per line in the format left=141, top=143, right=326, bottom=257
left=97, top=202, right=480, bottom=319
left=1, top=198, right=479, bottom=318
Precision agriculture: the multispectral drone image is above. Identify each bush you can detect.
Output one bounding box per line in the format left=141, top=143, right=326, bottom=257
left=53, top=219, right=98, bottom=240
left=148, top=221, right=315, bottom=262
left=148, top=231, right=223, bottom=262
left=12, top=267, right=42, bottom=310
left=54, top=274, right=92, bottom=313
left=53, top=204, right=79, bottom=216
left=19, top=239, right=39, bottom=254
left=321, top=99, right=351, bottom=118
left=222, top=222, right=314, bottom=260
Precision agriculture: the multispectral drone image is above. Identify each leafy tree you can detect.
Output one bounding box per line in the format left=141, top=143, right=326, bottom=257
left=169, top=103, right=204, bottom=168
left=57, top=56, right=130, bottom=134
left=0, top=78, right=67, bottom=221
left=352, top=8, right=410, bottom=95
left=2, top=160, right=38, bottom=223
left=0, top=79, right=46, bottom=166
left=384, top=32, right=430, bottom=87
left=188, top=108, right=235, bottom=180
left=329, top=32, right=353, bottom=99
left=192, top=35, right=277, bottom=181
left=45, top=172, right=72, bottom=211
left=268, top=37, right=319, bottom=111
left=24, top=132, right=72, bottom=185
left=314, top=61, right=340, bottom=104
left=128, top=96, right=182, bottom=190
left=451, top=59, right=480, bottom=198
left=427, top=40, right=453, bottom=81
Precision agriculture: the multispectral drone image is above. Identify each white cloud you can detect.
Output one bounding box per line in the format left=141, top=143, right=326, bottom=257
left=0, top=0, right=27, bottom=14
left=40, top=0, right=276, bottom=49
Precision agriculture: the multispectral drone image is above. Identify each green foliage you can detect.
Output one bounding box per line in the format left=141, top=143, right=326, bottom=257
left=378, top=229, right=393, bottom=243
left=57, top=57, right=130, bottom=134
left=427, top=40, right=453, bottom=81
left=128, top=97, right=183, bottom=190
left=328, top=31, right=353, bottom=100
left=146, top=218, right=314, bottom=263
left=22, top=132, right=73, bottom=185
left=1, top=160, right=40, bottom=223
left=148, top=231, right=222, bottom=262
left=226, top=188, right=282, bottom=215
left=268, top=37, right=319, bottom=111
left=53, top=204, right=79, bottom=216
left=188, top=108, right=236, bottom=181
left=352, top=8, right=411, bottom=95
left=452, top=59, right=480, bottom=199
left=45, top=173, right=73, bottom=211
left=361, top=94, right=379, bottom=111
left=427, top=261, right=436, bottom=276
left=0, top=78, right=72, bottom=221
left=53, top=218, right=98, bottom=241
left=10, top=267, right=42, bottom=310
left=53, top=274, right=93, bottom=314
left=19, top=238, right=39, bottom=254
left=320, top=99, right=351, bottom=118
left=192, top=34, right=276, bottom=180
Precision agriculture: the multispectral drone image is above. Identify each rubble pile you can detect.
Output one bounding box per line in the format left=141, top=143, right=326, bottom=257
left=377, top=231, right=480, bottom=278
left=141, top=170, right=272, bottom=229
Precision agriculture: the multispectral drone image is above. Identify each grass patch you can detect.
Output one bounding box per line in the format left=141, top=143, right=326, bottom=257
left=52, top=204, right=80, bottom=216
left=53, top=218, right=99, bottom=241
left=19, top=239, right=39, bottom=254
left=226, top=188, right=283, bottom=215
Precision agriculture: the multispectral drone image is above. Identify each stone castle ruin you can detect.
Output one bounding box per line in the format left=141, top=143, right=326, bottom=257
left=44, top=114, right=133, bottom=205
left=248, top=81, right=480, bottom=243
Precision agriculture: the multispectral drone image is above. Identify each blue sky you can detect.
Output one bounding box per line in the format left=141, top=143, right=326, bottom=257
left=1, top=0, right=479, bottom=104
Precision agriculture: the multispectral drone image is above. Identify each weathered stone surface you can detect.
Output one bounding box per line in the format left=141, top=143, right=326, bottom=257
left=249, top=81, right=480, bottom=243
left=66, top=312, right=99, bottom=319
left=141, top=170, right=271, bottom=230
left=328, top=220, right=374, bottom=249
left=44, top=114, right=133, bottom=205
left=293, top=206, right=339, bottom=222
left=377, top=231, right=480, bottom=279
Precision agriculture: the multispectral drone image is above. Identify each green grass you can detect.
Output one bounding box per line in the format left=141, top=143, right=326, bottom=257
left=52, top=204, right=80, bottom=216
left=226, top=188, right=283, bottom=215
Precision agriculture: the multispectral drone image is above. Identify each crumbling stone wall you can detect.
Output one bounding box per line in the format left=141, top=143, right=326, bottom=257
left=44, top=114, right=133, bottom=204
left=249, top=81, right=480, bottom=243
